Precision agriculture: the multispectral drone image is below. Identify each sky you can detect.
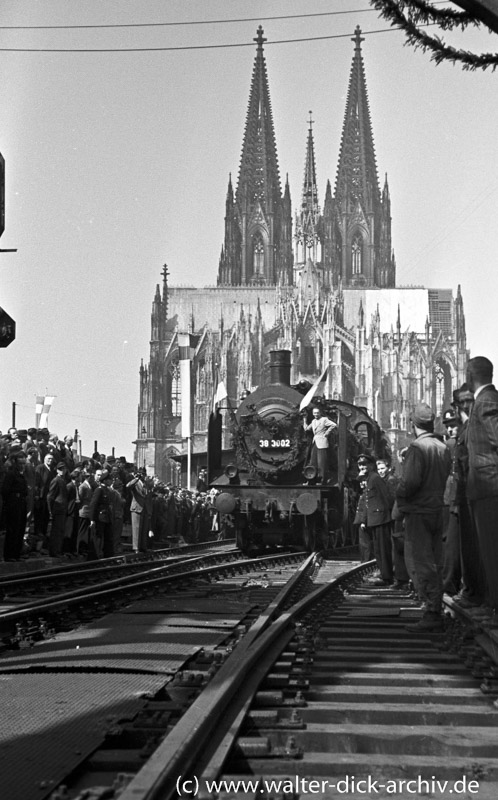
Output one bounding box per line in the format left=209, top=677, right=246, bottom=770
left=0, top=1, right=497, bottom=461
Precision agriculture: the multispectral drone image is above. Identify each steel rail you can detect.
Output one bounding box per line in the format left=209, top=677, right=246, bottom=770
left=117, top=559, right=370, bottom=800
left=0, top=538, right=236, bottom=589
left=0, top=550, right=308, bottom=629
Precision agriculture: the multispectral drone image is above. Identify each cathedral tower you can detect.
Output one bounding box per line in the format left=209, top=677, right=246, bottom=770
left=295, top=112, right=321, bottom=266
left=217, top=26, right=293, bottom=286
left=322, top=27, right=395, bottom=288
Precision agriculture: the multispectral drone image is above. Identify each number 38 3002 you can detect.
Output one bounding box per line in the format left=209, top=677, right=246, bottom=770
left=259, top=438, right=291, bottom=449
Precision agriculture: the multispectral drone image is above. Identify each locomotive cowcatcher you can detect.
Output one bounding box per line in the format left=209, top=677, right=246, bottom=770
left=209, top=350, right=390, bottom=553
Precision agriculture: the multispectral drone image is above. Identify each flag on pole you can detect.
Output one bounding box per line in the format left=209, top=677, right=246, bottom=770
left=207, top=379, right=227, bottom=483
left=35, top=395, right=55, bottom=428
left=178, top=333, right=197, bottom=438
left=299, top=365, right=328, bottom=411
left=212, top=380, right=228, bottom=413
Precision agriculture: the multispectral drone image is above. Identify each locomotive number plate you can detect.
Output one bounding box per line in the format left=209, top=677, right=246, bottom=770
left=258, top=438, right=291, bottom=449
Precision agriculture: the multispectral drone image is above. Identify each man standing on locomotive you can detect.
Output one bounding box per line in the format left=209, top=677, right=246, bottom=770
left=303, top=406, right=337, bottom=484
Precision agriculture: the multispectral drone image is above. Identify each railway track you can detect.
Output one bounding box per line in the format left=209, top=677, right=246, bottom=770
left=114, top=559, right=498, bottom=800
left=2, top=554, right=498, bottom=800
left=0, top=539, right=237, bottom=604
left=0, top=547, right=313, bottom=800
left=0, top=544, right=308, bottom=650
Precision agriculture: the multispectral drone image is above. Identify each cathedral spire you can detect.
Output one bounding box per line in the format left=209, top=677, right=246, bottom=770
left=334, top=26, right=379, bottom=212
left=236, top=25, right=281, bottom=208
left=323, top=28, right=394, bottom=288
left=218, top=27, right=292, bottom=287
left=161, top=263, right=169, bottom=321
left=295, top=112, right=320, bottom=264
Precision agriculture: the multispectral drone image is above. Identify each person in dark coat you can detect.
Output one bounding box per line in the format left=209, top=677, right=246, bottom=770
left=196, top=470, right=208, bottom=493
left=452, top=383, right=486, bottom=608
left=138, top=478, right=155, bottom=552
left=396, top=402, right=451, bottom=632
left=47, top=462, right=69, bottom=557
left=109, top=476, right=125, bottom=554
left=165, top=489, right=177, bottom=542
left=465, top=356, right=498, bottom=617
left=377, top=457, right=410, bottom=589
left=88, top=469, right=114, bottom=559
left=2, top=450, right=28, bottom=561
left=354, top=477, right=373, bottom=562
left=441, top=408, right=462, bottom=596
left=77, top=469, right=94, bottom=556
left=64, top=469, right=81, bottom=556
left=359, top=454, right=394, bottom=586
left=150, top=485, right=168, bottom=543
left=34, top=452, right=56, bottom=546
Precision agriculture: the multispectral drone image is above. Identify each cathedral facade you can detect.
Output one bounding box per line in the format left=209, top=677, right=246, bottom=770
left=136, top=26, right=468, bottom=482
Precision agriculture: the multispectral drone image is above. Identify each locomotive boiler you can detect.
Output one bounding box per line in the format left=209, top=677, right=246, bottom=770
left=210, top=350, right=390, bottom=553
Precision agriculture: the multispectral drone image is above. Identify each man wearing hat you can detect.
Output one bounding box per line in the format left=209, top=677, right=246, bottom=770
left=442, top=409, right=459, bottom=442
left=47, top=462, right=69, bottom=557
left=441, top=408, right=462, bottom=598
left=396, top=402, right=451, bottom=632
left=357, top=454, right=394, bottom=586
left=89, top=469, right=114, bottom=559
left=34, top=452, right=56, bottom=547
left=23, top=428, right=38, bottom=454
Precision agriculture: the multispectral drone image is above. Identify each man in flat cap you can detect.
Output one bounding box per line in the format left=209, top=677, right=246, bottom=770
left=441, top=407, right=462, bottom=597
left=396, top=402, right=451, bottom=632
left=357, top=454, right=393, bottom=586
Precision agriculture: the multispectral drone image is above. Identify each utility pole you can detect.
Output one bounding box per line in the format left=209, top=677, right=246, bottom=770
left=0, top=152, right=17, bottom=254
left=1, top=151, right=18, bottom=348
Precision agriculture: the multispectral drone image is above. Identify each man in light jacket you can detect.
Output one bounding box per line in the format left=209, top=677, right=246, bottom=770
left=303, top=406, right=336, bottom=483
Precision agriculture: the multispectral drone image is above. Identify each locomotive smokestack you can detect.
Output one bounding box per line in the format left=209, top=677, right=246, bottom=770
left=269, top=350, right=291, bottom=386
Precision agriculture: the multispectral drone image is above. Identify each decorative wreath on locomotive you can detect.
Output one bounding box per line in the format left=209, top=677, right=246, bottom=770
left=210, top=350, right=391, bottom=553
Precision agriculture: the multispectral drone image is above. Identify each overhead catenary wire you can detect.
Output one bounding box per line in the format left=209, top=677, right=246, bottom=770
left=0, top=8, right=379, bottom=30
left=0, top=1, right=451, bottom=30
left=0, top=25, right=429, bottom=53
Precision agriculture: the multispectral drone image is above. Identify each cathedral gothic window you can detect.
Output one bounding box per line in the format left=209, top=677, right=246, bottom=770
left=434, top=360, right=451, bottom=416
left=352, top=234, right=362, bottom=275
left=169, top=362, right=181, bottom=417
left=253, top=236, right=265, bottom=276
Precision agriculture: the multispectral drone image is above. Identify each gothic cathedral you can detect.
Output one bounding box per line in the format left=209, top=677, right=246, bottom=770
left=136, top=27, right=468, bottom=482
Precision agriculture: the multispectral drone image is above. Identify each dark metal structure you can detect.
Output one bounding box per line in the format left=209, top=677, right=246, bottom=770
left=210, top=350, right=390, bottom=553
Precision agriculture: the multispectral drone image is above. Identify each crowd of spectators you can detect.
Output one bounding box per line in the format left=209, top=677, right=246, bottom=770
left=0, top=428, right=224, bottom=563
left=3, top=354, right=498, bottom=631
left=353, top=355, right=498, bottom=632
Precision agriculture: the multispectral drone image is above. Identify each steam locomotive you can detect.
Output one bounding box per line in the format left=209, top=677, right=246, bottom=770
left=210, top=350, right=390, bottom=553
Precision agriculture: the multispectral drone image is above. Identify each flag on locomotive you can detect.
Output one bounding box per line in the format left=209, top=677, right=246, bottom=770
left=207, top=351, right=391, bottom=554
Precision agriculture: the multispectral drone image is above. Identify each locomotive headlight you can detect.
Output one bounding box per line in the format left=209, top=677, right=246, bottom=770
left=303, top=465, right=317, bottom=482
left=225, top=464, right=239, bottom=480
